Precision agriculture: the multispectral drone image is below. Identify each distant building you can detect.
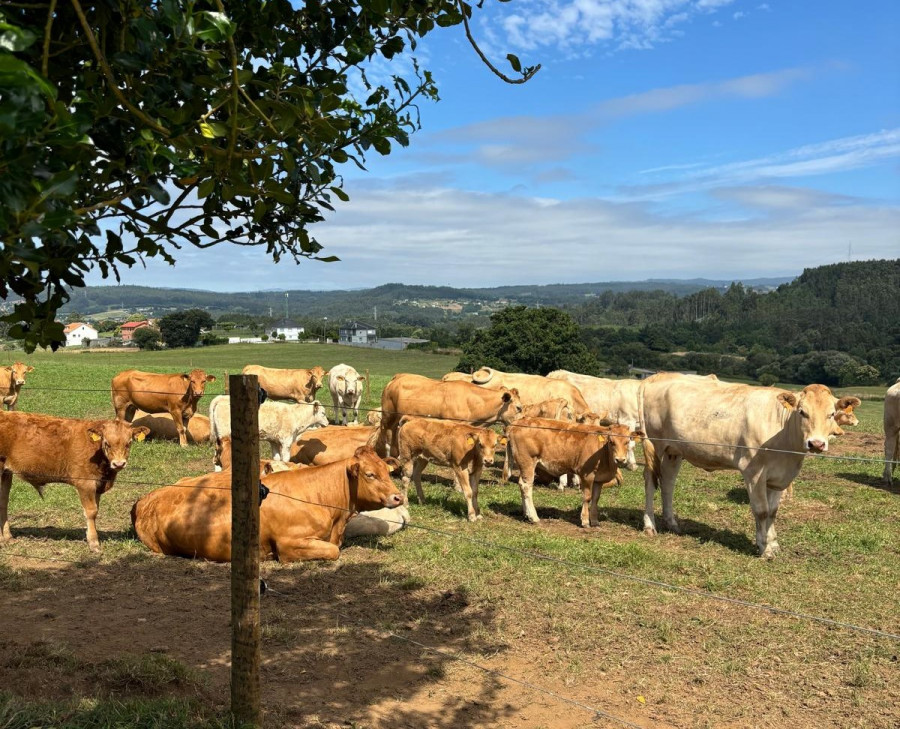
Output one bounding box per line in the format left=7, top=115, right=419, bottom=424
left=120, top=320, right=152, bottom=342
left=64, top=322, right=98, bottom=347
left=272, top=319, right=304, bottom=341
left=339, top=321, right=377, bottom=345
left=375, top=337, right=430, bottom=351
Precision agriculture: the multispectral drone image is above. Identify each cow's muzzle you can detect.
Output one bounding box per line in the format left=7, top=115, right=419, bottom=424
left=109, top=459, right=128, bottom=471
left=806, top=439, right=827, bottom=453
left=385, top=493, right=404, bottom=508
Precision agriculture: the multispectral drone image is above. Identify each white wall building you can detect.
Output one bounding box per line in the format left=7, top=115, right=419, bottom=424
left=64, top=322, right=99, bottom=347
left=272, top=319, right=305, bottom=341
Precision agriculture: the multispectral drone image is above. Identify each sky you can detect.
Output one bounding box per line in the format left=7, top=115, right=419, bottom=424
left=93, top=0, right=900, bottom=291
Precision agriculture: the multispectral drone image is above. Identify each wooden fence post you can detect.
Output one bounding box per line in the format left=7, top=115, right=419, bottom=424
left=230, top=374, right=261, bottom=727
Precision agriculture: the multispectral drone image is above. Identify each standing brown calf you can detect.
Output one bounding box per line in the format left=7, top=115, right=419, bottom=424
left=506, top=417, right=642, bottom=527
left=0, top=413, right=149, bottom=550
left=396, top=417, right=501, bottom=522
left=0, top=362, right=34, bottom=411
left=111, top=369, right=216, bottom=447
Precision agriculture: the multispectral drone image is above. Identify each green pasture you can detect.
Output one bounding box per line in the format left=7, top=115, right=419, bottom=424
left=1, top=345, right=898, bottom=728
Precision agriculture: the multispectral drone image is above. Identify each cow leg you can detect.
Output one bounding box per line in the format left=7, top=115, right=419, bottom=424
left=625, top=440, right=637, bottom=471
left=455, top=466, right=480, bottom=522
left=412, top=457, right=428, bottom=505
left=642, top=463, right=658, bottom=535
left=558, top=473, right=568, bottom=491
left=468, top=461, right=483, bottom=521
left=0, top=470, right=13, bottom=540
left=658, top=454, right=682, bottom=533
left=884, top=426, right=899, bottom=485
left=76, top=487, right=102, bottom=552
left=580, top=475, right=601, bottom=528
left=275, top=537, right=341, bottom=562
left=169, top=409, right=188, bottom=447
left=745, top=470, right=778, bottom=558
left=518, top=461, right=540, bottom=524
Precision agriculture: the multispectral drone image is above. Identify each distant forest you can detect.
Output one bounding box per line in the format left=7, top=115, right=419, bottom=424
left=51, top=260, right=899, bottom=385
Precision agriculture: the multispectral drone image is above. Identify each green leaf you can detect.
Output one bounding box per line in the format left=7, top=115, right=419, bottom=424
left=507, top=54, right=522, bottom=73
left=196, top=11, right=236, bottom=42
left=0, top=23, right=37, bottom=52
left=330, top=186, right=350, bottom=202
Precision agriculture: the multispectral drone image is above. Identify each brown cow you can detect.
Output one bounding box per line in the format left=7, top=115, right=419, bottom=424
left=0, top=362, right=33, bottom=411
left=131, top=411, right=211, bottom=444
left=0, top=413, right=149, bottom=550
left=521, top=398, right=574, bottom=421
left=242, top=364, right=327, bottom=403
left=380, top=373, right=523, bottom=456
left=111, top=369, right=216, bottom=447
left=458, top=367, right=593, bottom=421
left=131, top=446, right=403, bottom=562
left=396, top=417, right=501, bottom=521
left=506, top=417, right=642, bottom=527
left=290, top=425, right=381, bottom=465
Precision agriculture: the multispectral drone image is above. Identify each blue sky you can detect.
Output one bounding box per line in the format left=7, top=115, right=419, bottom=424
left=99, top=0, right=899, bottom=291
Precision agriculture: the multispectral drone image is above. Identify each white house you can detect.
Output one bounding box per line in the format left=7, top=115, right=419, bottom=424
left=272, top=319, right=305, bottom=341
left=64, top=322, right=99, bottom=347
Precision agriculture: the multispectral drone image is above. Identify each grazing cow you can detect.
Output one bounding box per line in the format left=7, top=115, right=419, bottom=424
left=0, top=413, right=149, bottom=551
left=328, top=363, right=366, bottom=425
left=380, top=374, right=523, bottom=456
left=111, top=369, right=216, bottom=447
left=242, top=364, right=327, bottom=403
left=883, top=379, right=900, bottom=486
left=639, top=377, right=859, bottom=558
left=0, top=362, right=33, bottom=411
left=290, top=425, right=381, bottom=465
left=131, top=411, right=211, bottom=444
left=506, top=417, right=642, bottom=526
left=448, top=367, right=593, bottom=421
left=396, top=417, right=501, bottom=521
left=209, top=396, right=328, bottom=466
left=131, top=446, right=404, bottom=562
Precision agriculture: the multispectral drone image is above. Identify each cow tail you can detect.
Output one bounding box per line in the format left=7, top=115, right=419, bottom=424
left=636, top=380, right=660, bottom=490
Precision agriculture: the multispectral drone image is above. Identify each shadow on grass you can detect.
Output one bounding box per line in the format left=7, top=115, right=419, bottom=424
left=8, top=525, right=134, bottom=544
left=725, top=487, right=749, bottom=504
left=836, top=471, right=900, bottom=494
left=0, top=551, right=514, bottom=729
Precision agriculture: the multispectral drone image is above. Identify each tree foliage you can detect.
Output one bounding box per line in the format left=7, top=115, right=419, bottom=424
left=158, top=309, right=215, bottom=349
left=0, top=0, right=538, bottom=351
left=457, top=306, right=602, bottom=376
left=132, top=326, right=162, bottom=351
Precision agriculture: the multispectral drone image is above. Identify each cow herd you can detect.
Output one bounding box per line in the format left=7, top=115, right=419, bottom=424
left=0, top=359, right=897, bottom=565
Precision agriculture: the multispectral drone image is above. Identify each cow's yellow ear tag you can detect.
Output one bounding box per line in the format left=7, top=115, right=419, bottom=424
left=846, top=405, right=854, bottom=413
left=134, top=431, right=146, bottom=442
left=466, top=436, right=475, bottom=447
left=89, top=432, right=102, bottom=442
left=597, top=434, right=605, bottom=444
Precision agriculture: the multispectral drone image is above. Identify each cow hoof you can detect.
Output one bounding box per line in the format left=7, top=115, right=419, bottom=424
left=88, top=542, right=101, bottom=553
left=643, top=526, right=657, bottom=537
left=525, top=515, right=540, bottom=524
left=664, top=520, right=681, bottom=535
left=761, top=542, right=780, bottom=560
left=556, top=484, right=565, bottom=492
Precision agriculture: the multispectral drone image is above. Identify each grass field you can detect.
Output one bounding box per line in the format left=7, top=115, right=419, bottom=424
left=0, top=345, right=898, bottom=729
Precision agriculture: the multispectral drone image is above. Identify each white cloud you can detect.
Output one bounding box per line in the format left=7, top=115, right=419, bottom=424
left=733, top=11, right=746, bottom=19
left=486, top=0, right=737, bottom=55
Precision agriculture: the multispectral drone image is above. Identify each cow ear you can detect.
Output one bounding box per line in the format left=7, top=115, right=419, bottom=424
left=466, top=434, right=477, bottom=447
left=181, top=373, right=191, bottom=381
left=206, top=375, right=216, bottom=383
left=26, top=366, right=34, bottom=373
left=836, top=396, right=861, bottom=411
left=131, top=426, right=150, bottom=442
left=632, top=429, right=645, bottom=439
left=2, top=366, right=11, bottom=373
left=777, top=392, right=797, bottom=410
left=87, top=428, right=102, bottom=443
left=501, top=392, right=512, bottom=402
left=262, top=462, right=275, bottom=476
left=383, top=456, right=401, bottom=471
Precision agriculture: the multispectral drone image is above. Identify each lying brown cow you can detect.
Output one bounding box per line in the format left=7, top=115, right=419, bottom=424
left=0, top=362, right=34, bottom=411
left=507, top=417, right=642, bottom=527
left=0, top=413, right=149, bottom=550
left=131, top=411, right=211, bottom=444
left=111, top=369, right=216, bottom=447
left=131, top=446, right=403, bottom=562
left=396, top=417, right=501, bottom=521
left=290, top=425, right=381, bottom=465
left=242, top=364, right=327, bottom=403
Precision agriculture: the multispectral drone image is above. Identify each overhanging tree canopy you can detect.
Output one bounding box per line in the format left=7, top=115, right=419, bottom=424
left=0, top=0, right=538, bottom=351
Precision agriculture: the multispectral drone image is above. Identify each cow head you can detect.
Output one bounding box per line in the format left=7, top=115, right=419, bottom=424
left=835, top=404, right=859, bottom=428
left=182, top=369, right=215, bottom=400
left=498, top=387, right=524, bottom=424
left=309, top=401, right=330, bottom=429
left=349, top=446, right=404, bottom=510
left=600, top=424, right=644, bottom=468
left=468, top=429, right=501, bottom=466
left=576, top=410, right=606, bottom=425
left=88, top=420, right=150, bottom=471
left=5, top=362, right=33, bottom=387
left=307, top=366, right=328, bottom=398
left=778, top=385, right=861, bottom=454
left=334, top=369, right=364, bottom=397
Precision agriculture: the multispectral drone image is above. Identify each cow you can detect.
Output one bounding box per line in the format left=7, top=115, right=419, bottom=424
left=380, top=373, right=523, bottom=457
left=131, top=411, right=211, bottom=444
left=0, top=362, right=33, bottom=411
left=344, top=505, right=411, bottom=539
left=289, top=425, right=381, bottom=466
left=522, top=398, right=574, bottom=421
left=638, top=377, right=860, bottom=558
left=883, top=379, right=900, bottom=486
left=209, top=396, right=329, bottom=466
left=131, top=446, right=404, bottom=562
left=328, top=363, right=366, bottom=425
left=365, top=409, right=383, bottom=426
left=506, top=417, right=642, bottom=527
left=395, top=417, right=501, bottom=521
left=0, top=413, right=149, bottom=551
left=447, top=367, right=593, bottom=422
left=242, top=364, right=327, bottom=404
left=111, top=369, right=216, bottom=447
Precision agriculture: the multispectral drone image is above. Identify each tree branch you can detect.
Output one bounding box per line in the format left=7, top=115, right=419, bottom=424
left=41, top=0, right=57, bottom=76
left=456, top=0, right=540, bottom=85
left=68, top=0, right=171, bottom=136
